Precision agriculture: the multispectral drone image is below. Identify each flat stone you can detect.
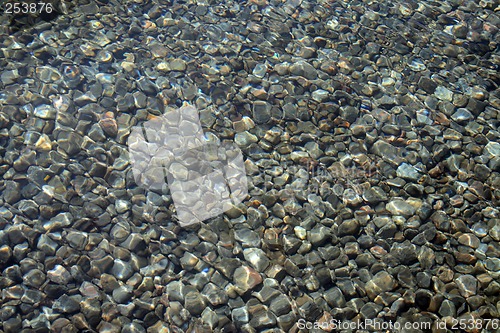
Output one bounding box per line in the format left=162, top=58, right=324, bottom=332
left=252, top=101, right=271, bottom=124
left=418, top=77, right=437, bottom=93
left=455, top=274, right=477, bottom=298
left=112, top=285, right=133, bottom=303
left=47, top=264, right=72, bottom=284
left=457, top=233, right=480, bottom=248
left=169, top=59, right=186, bottom=71
left=243, top=248, right=270, bottom=272
left=184, top=290, right=206, bottom=315
left=435, top=86, right=453, bottom=101
left=53, top=294, right=81, bottom=313
left=289, top=61, right=317, bottom=79
left=269, top=294, right=291, bottom=316
left=396, top=163, right=422, bottom=181
left=337, top=219, right=360, bottom=236
left=386, top=199, right=416, bottom=217
left=233, top=265, right=263, bottom=294
left=484, top=142, right=500, bottom=159
left=365, top=271, right=397, bottom=300
left=363, top=186, right=388, bottom=203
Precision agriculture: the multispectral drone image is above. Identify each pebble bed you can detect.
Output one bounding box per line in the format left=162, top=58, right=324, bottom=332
left=0, top=0, right=499, bottom=332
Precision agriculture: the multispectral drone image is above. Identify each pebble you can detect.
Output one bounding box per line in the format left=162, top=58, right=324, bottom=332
left=184, top=290, right=206, bottom=315
left=484, top=142, right=500, bottom=159
left=53, top=295, right=81, bottom=314
left=418, top=77, right=437, bottom=93
left=233, top=266, right=263, bottom=294
left=168, top=59, right=187, bottom=71
left=455, top=275, right=477, bottom=298
left=386, top=199, right=417, bottom=217
left=289, top=61, right=317, bottom=79
left=311, top=89, right=329, bottom=102
left=337, top=219, right=361, bottom=236
left=243, top=248, right=270, bottom=272
left=111, top=259, right=134, bottom=281
left=253, top=101, right=272, bottom=124
left=434, top=86, right=453, bottom=101
left=47, top=264, right=72, bottom=285
left=365, top=271, right=398, bottom=300
left=451, top=108, right=474, bottom=123
left=235, top=131, right=258, bottom=147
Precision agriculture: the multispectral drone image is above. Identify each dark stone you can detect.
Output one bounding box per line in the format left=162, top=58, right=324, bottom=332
left=418, top=77, right=437, bottom=93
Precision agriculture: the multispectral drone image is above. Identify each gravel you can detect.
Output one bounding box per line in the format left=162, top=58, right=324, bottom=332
left=0, top=0, right=499, bottom=331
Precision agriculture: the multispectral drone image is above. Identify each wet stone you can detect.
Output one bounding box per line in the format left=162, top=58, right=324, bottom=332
left=253, top=63, right=267, bottom=78
left=47, top=264, right=72, bottom=284
left=34, top=104, right=57, bottom=119
left=111, top=259, right=134, bottom=281
left=337, top=219, right=360, bottom=236
left=3, top=181, right=21, bottom=204
left=233, top=265, right=263, bottom=294
left=23, top=268, right=46, bottom=288
left=360, top=303, right=382, bottom=319
left=250, top=310, right=277, bottom=329
left=386, top=199, right=416, bottom=217
left=53, top=294, right=81, bottom=313
left=451, top=108, right=473, bottom=123
left=112, top=285, right=133, bottom=303
left=466, top=98, right=487, bottom=115
left=391, top=241, right=418, bottom=265
left=122, top=322, right=146, bottom=333
left=484, top=142, right=500, bottom=159
left=203, top=283, right=228, bottom=306
left=169, top=59, right=187, bottom=71
left=166, top=281, right=185, bottom=303
left=324, top=287, right=346, bottom=308
left=234, top=228, right=261, bottom=247
left=289, top=61, right=317, bottom=80
left=365, top=271, right=398, bottom=300
left=235, top=131, right=258, bottom=147
left=457, top=233, right=480, bottom=249
left=362, top=186, right=388, bottom=203
left=3, top=317, right=22, bottom=333
left=184, top=290, right=206, bottom=315
left=269, top=294, right=291, bottom=317
left=455, top=275, right=477, bottom=298
left=418, top=77, right=437, bottom=93
left=232, top=307, right=250, bottom=326
left=439, top=299, right=456, bottom=317
left=343, top=188, right=362, bottom=206
left=435, top=86, right=453, bottom=101
left=311, top=89, right=329, bottom=102
left=484, top=258, right=500, bottom=272
left=252, top=101, right=272, bottom=124
left=243, top=248, right=270, bottom=272
left=396, top=163, right=422, bottom=181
